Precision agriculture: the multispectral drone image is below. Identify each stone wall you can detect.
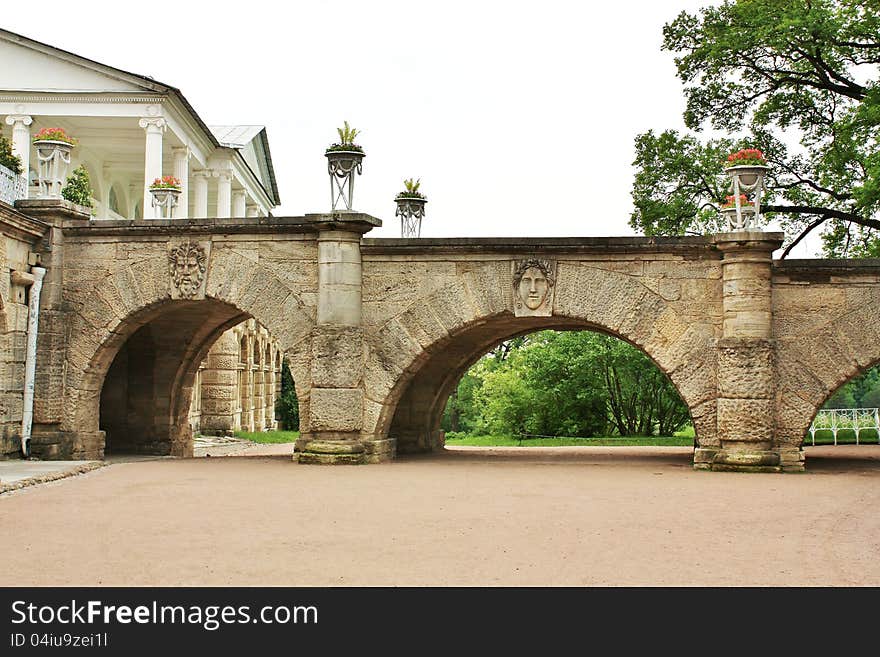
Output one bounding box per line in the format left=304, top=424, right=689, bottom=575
left=25, top=206, right=321, bottom=459
left=0, top=202, right=48, bottom=458
left=3, top=200, right=880, bottom=473
left=358, top=237, right=724, bottom=462
left=772, top=259, right=880, bottom=448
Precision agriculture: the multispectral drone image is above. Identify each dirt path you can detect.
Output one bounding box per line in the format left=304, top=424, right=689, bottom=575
left=1, top=445, right=878, bottom=586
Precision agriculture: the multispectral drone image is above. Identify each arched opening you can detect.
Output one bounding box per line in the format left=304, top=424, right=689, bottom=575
left=97, top=299, right=249, bottom=456
left=806, top=361, right=880, bottom=448
left=375, top=315, right=703, bottom=458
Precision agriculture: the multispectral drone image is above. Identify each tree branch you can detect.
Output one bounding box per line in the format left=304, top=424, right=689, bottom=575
left=779, top=215, right=828, bottom=259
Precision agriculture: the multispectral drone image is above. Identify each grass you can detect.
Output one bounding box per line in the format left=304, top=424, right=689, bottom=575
left=805, top=429, right=879, bottom=446
left=234, top=430, right=299, bottom=444
left=444, top=434, right=694, bottom=447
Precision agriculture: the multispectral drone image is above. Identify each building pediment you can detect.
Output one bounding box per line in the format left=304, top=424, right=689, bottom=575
left=0, top=30, right=165, bottom=96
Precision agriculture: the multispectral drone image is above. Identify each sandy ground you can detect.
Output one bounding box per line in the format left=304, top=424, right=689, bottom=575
left=1, top=444, right=879, bottom=586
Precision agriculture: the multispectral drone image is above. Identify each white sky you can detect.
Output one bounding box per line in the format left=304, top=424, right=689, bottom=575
left=4, top=0, right=822, bottom=256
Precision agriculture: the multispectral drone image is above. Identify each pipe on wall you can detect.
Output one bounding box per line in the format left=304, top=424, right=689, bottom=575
left=15, top=266, right=46, bottom=457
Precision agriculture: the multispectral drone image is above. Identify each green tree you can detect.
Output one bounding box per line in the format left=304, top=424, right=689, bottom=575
left=823, top=364, right=880, bottom=408
left=276, top=361, right=299, bottom=430
left=441, top=371, right=484, bottom=434
left=0, top=134, right=22, bottom=175
left=631, top=0, right=880, bottom=258
left=455, top=331, right=690, bottom=438
left=61, top=164, right=93, bottom=208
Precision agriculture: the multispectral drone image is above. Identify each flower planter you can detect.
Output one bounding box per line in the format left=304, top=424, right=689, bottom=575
left=721, top=204, right=756, bottom=231
left=149, top=186, right=181, bottom=219
left=325, top=149, right=365, bottom=210
left=394, top=196, right=427, bottom=216
left=395, top=196, right=427, bottom=238
left=34, top=139, right=73, bottom=198
left=725, top=164, right=769, bottom=188
left=325, top=149, right=365, bottom=176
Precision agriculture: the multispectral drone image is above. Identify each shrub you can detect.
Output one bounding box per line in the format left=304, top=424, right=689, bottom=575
left=61, top=165, right=93, bottom=208
left=0, top=134, right=22, bottom=175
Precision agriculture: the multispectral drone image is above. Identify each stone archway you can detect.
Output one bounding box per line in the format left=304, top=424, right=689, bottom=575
left=46, top=244, right=315, bottom=460
left=360, top=262, right=719, bottom=460
left=775, top=297, right=880, bottom=447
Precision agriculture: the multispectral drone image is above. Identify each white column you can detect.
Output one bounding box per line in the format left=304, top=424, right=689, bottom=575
left=216, top=171, right=232, bottom=217
left=5, top=115, right=32, bottom=192
left=172, top=147, right=190, bottom=219
left=193, top=170, right=209, bottom=218
left=246, top=205, right=260, bottom=218
left=138, top=117, right=166, bottom=217
left=232, top=190, right=247, bottom=218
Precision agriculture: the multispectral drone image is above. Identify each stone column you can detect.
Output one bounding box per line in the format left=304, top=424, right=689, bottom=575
left=700, top=231, right=801, bottom=472
left=265, top=359, right=276, bottom=430
left=296, top=213, right=381, bottom=464
left=192, top=170, right=209, bottom=218
left=5, top=115, right=32, bottom=189
left=232, top=190, right=247, bottom=218
left=199, top=330, right=239, bottom=435
left=216, top=171, right=232, bottom=217
left=253, top=339, right=265, bottom=431
left=172, top=147, right=190, bottom=219
left=138, top=118, right=166, bottom=217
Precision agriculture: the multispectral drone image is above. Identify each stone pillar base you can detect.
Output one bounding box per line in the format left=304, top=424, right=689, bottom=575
left=295, top=434, right=365, bottom=465
left=361, top=438, right=395, bottom=463
left=693, top=447, right=805, bottom=473
left=30, top=428, right=105, bottom=460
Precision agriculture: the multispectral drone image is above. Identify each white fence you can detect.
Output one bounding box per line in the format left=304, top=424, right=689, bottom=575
left=0, top=163, right=27, bottom=206
left=808, top=408, right=880, bottom=446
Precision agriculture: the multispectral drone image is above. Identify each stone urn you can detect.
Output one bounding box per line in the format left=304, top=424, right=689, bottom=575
left=725, top=164, right=769, bottom=189
left=721, top=203, right=756, bottom=231
left=149, top=186, right=181, bottom=219
left=34, top=139, right=73, bottom=198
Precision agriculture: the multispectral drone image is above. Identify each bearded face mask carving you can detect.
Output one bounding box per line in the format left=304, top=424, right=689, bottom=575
left=169, top=242, right=207, bottom=298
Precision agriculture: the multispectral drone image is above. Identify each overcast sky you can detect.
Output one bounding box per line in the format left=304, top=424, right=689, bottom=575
left=4, top=0, right=823, bottom=255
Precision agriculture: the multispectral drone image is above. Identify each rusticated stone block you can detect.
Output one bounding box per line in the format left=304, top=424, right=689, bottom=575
left=310, top=327, right=364, bottom=388
left=717, top=398, right=774, bottom=443
left=717, top=338, right=774, bottom=398
left=397, top=304, right=448, bottom=351
left=309, top=388, right=363, bottom=432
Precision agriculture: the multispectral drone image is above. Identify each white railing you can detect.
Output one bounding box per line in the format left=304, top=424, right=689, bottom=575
left=808, top=408, right=880, bottom=446
left=0, top=163, right=27, bottom=205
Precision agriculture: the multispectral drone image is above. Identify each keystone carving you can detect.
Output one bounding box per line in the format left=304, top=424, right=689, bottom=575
left=168, top=240, right=209, bottom=299
left=513, top=258, right=555, bottom=317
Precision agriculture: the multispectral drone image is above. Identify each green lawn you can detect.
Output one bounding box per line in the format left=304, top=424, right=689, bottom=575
left=234, top=430, right=299, bottom=444
left=444, top=434, right=694, bottom=447
left=805, top=429, right=879, bottom=446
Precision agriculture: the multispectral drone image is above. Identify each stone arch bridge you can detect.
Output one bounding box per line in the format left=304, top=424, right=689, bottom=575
left=9, top=200, right=880, bottom=473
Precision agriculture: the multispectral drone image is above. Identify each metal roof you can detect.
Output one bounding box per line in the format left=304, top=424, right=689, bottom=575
left=209, top=125, right=265, bottom=148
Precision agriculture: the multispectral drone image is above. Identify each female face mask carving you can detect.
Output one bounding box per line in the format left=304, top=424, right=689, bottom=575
left=518, top=266, right=549, bottom=310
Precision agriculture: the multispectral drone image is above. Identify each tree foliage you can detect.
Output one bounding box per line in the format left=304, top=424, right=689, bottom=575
left=442, top=331, right=690, bottom=438
left=276, top=361, right=300, bottom=430
left=824, top=364, right=880, bottom=408
left=631, top=0, right=880, bottom=257
left=61, top=164, right=93, bottom=208
left=0, top=134, right=22, bottom=175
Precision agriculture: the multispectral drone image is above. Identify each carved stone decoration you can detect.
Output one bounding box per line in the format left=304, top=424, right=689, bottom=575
left=513, top=258, right=556, bottom=317
left=168, top=240, right=210, bottom=299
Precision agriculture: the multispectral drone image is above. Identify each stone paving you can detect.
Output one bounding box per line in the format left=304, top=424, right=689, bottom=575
left=0, top=459, right=103, bottom=494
